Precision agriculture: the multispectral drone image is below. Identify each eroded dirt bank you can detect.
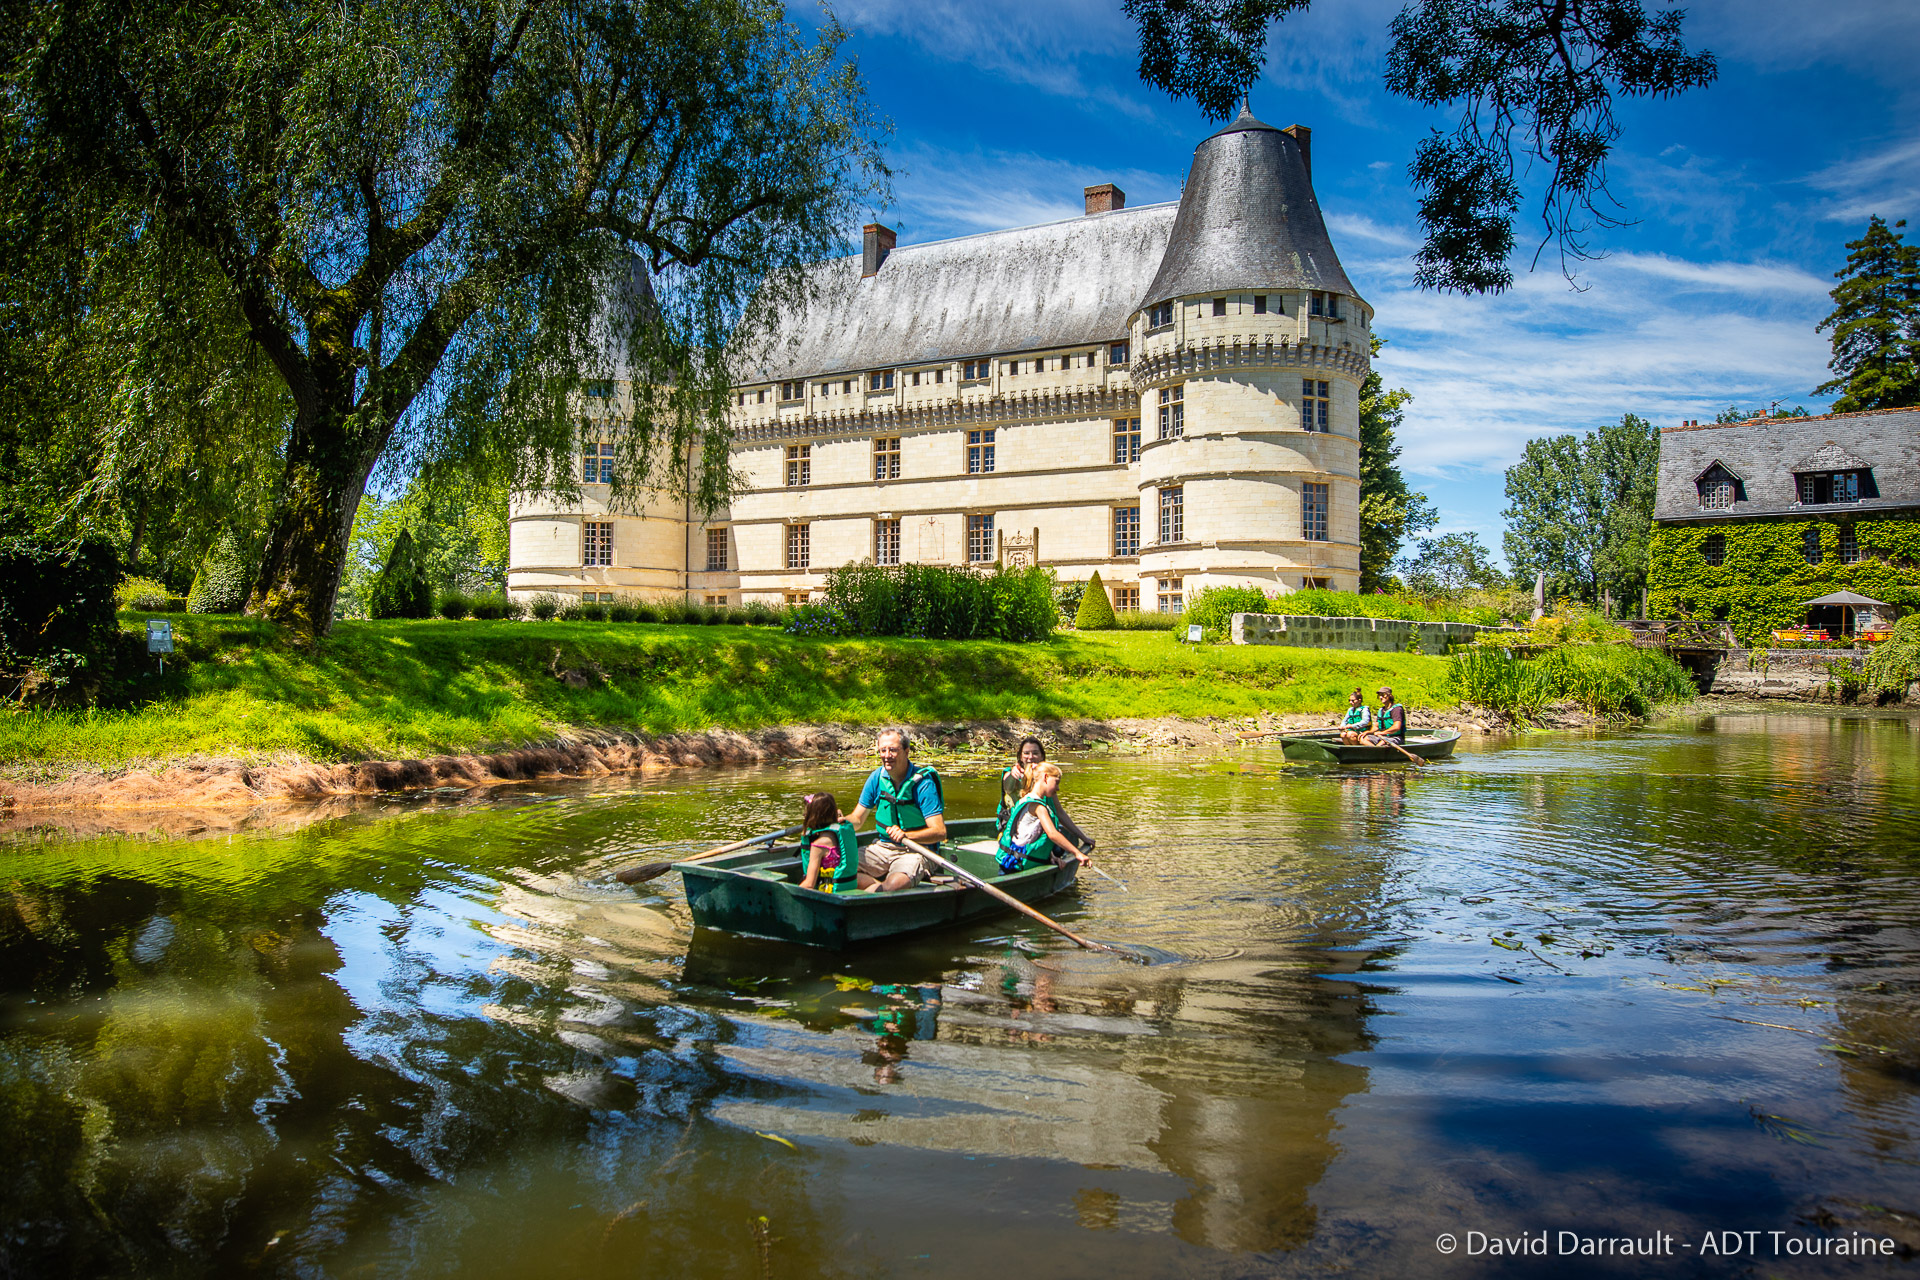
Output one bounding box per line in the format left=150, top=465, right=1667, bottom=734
left=1, top=707, right=1495, bottom=831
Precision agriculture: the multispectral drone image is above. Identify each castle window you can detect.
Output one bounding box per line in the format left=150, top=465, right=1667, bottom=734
left=868, top=370, right=894, bottom=392
left=1158, top=384, right=1184, bottom=439
left=585, top=380, right=613, bottom=399
left=1112, top=417, right=1141, bottom=463
left=1112, top=585, right=1139, bottom=612
left=1254, top=295, right=1268, bottom=314
left=1159, top=486, right=1184, bottom=543
left=583, top=439, right=614, bottom=485
left=705, top=528, right=728, bottom=572
left=874, top=436, right=900, bottom=480
left=1302, top=482, right=1329, bottom=542
left=785, top=444, right=810, bottom=487
left=843, top=379, right=854, bottom=394
left=910, top=371, right=920, bottom=387
left=583, top=521, right=614, bottom=567
left=1148, top=302, right=1173, bottom=328
left=705, top=594, right=728, bottom=606
left=1110, top=342, right=1130, bottom=365
left=1157, top=577, right=1184, bottom=614
left=967, top=514, right=995, bottom=563
left=967, top=429, right=996, bottom=474
left=1798, top=470, right=1863, bottom=504
left=963, top=360, right=988, bottom=380
left=1802, top=527, right=1822, bottom=565
left=779, top=381, right=801, bottom=402
left=757, top=390, right=766, bottom=404
left=876, top=518, right=901, bottom=566
left=1699, top=477, right=1735, bottom=509
left=935, top=368, right=945, bottom=383
left=786, top=524, right=810, bottom=570
left=1702, top=533, right=1724, bottom=567
left=1310, top=292, right=1324, bottom=316
left=1113, top=505, right=1140, bottom=556
left=784, top=590, right=810, bottom=604
left=1301, top=380, right=1329, bottom=432
left=1212, top=297, right=1226, bottom=316
left=1839, top=525, right=1860, bottom=564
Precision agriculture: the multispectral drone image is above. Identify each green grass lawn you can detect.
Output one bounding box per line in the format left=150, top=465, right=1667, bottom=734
left=0, top=615, right=1455, bottom=769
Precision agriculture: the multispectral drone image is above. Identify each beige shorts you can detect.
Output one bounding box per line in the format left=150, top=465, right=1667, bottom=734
left=859, top=841, right=933, bottom=883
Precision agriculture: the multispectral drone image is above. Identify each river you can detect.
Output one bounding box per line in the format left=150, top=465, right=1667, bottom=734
left=2, top=708, right=1916, bottom=1278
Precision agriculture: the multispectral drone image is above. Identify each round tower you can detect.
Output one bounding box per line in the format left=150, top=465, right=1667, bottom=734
left=1131, top=104, right=1371, bottom=608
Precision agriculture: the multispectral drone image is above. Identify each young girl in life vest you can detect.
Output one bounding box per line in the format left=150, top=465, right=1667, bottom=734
left=799, top=792, right=862, bottom=893
left=996, top=764, right=1092, bottom=874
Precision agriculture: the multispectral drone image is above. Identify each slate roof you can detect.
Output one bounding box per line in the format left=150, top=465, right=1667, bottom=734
left=738, top=203, right=1178, bottom=382
left=1654, top=407, right=1920, bottom=523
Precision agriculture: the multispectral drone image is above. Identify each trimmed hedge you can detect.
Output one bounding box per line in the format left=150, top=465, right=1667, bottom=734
left=816, top=563, right=1056, bottom=641
left=1073, top=570, right=1117, bottom=629
left=1648, top=513, right=1920, bottom=646
left=187, top=529, right=253, bottom=614
left=367, top=529, right=432, bottom=619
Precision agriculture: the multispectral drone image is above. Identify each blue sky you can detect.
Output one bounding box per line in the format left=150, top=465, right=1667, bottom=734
left=798, top=0, right=1920, bottom=565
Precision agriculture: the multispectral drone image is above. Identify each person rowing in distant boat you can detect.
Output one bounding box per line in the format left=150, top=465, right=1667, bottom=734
left=996, top=737, right=1093, bottom=853
left=845, top=727, right=946, bottom=892
left=996, top=763, right=1093, bottom=875
left=1361, top=686, right=1407, bottom=745
left=1334, top=687, right=1370, bottom=740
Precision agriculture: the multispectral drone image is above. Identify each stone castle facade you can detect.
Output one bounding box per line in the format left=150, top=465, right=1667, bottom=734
left=507, top=105, right=1372, bottom=611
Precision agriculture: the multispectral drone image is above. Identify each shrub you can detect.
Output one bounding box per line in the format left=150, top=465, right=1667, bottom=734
left=367, top=529, right=432, bottom=619
left=699, top=605, right=725, bottom=624
left=115, top=576, right=175, bottom=612
left=1863, top=615, right=1920, bottom=701
left=0, top=535, right=121, bottom=668
left=1449, top=643, right=1695, bottom=719
left=1109, top=609, right=1178, bottom=630
left=819, top=562, right=1055, bottom=641
left=1183, top=585, right=1274, bottom=632
left=528, top=593, right=561, bottom=621
left=744, top=601, right=779, bottom=626
left=726, top=607, right=750, bottom=625
left=784, top=602, right=848, bottom=637
left=437, top=590, right=472, bottom=620
left=1054, top=578, right=1087, bottom=620
left=607, top=598, right=637, bottom=622
left=1073, top=571, right=1117, bottom=629
left=468, top=593, right=515, bottom=620
left=187, top=529, right=254, bottom=614
left=576, top=601, right=609, bottom=622
left=631, top=601, right=659, bottom=623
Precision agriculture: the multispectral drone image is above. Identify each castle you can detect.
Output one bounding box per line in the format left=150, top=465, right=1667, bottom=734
left=506, top=105, right=1372, bottom=612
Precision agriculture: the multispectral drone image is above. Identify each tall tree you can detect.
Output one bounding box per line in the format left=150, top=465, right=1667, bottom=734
left=1501, top=413, right=1657, bottom=608
left=1125, top=0, right=1716, bottom=293
left=1398, top=531, right=1506, bottom=593
left=1816, top=216, right=1920, bottom=412
left=1357, top=338, right=1436, bottom=591
left=4, top=0, right=887, bottom=639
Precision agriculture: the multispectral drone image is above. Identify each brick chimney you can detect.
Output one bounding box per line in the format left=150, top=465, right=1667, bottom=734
left=1084, top=183, right=1126, bottom=215
left=1282, top=124, right=1312, bottom=179
left=862, top=223, right=895, bottom=277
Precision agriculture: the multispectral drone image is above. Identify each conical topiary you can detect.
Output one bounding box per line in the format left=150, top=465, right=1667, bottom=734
left=187, top=529, right=253, bottom=614
left=1073, top=570, right=1117, bottom=629
left=367, top=528, right=433, bottom=619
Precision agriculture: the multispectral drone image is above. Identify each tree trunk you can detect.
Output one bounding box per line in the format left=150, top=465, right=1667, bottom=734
left=249, top=397, right=384, bottom=641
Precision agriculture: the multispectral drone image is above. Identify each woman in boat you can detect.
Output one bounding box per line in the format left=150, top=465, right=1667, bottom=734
left=996, top=763, right=1092, bottom=874
left=1337, top=688, right=1371, bottom=744
left=996, top=738, right=1094, bottom=852
left=798, top=792, right=865, bottom=893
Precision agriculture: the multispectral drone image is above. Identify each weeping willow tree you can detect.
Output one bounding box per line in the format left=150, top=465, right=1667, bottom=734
left=3, top=0, right=888, bottom=638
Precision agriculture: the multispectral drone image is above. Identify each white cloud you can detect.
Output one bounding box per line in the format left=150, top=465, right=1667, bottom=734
left=1801, top=136, right=1920, bottom=224
left=885, top=142, right=1179, bottom=242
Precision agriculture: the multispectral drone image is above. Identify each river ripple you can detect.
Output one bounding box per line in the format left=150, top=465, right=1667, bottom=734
left=1, top=708, right=1916, bottom=1277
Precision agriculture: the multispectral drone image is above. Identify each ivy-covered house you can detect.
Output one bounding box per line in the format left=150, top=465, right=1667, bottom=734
left=1647, top=407, right=1919, bottom=645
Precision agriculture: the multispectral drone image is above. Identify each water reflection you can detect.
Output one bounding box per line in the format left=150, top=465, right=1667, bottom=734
left=1, top=710, right=1916, bottom=1277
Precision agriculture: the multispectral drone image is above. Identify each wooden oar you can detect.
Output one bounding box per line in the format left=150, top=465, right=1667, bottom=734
left=1237, top=728, right=1342, bottom=741
left=899, top=837, right=1134, bottom=959
left=1379, top=736, right=1428, bottom=767
left=614, top=825, right=802, bottom=885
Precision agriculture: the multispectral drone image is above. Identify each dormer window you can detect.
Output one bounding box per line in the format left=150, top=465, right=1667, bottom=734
left=1694, top=462, right=1742, bottom=510
left=1797, top=470, right=1865, bottom=505
left=1147, top=302, right=1173, bottom=328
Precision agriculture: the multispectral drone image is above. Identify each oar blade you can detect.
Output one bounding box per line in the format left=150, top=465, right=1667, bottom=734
left=613, top=860, right=674, bottom=885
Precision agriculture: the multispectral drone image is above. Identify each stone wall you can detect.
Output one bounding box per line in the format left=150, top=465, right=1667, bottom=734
left=1698, top=648, right=1867, bottom=699
left=1231, top=612, right=1494, bottom=653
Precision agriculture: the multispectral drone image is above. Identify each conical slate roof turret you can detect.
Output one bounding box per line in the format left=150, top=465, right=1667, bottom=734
left=1141, top=102, right=1357, bottom=309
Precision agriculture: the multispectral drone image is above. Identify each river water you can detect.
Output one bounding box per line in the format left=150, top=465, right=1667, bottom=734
left=3, top=709, right=1917, bottom=1278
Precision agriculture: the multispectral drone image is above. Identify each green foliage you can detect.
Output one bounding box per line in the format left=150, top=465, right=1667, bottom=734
left=1450, top=643, right=1695, bottom=719
left=527, top=594, right=561, bottom=621
left=1125, top=0, right=1714, bottom=293
left=1647, top=515, right=1920, bottom=646
left=115, top=577, right=177, bottom=612
left=340, top=475, right=511, bottom=619
left=366, top=530, right=432, bottom=621
left=1398, top=531, right=1507, bottom=593
left=1357, top=337, right=1436, bottom=589
left=1109, top=610, right=1180, bottom=630
left=467, top=594, right=518, bottom=622
left=1713, top=404, right=1811, bottom=422
left=1183, top=585, right=1275, bottom=631
left=186, top=530, right=253, bottom=615
left=1073, top=571, right=1118, bottom=629
left=1863, top=615, right=1920, bottom=701
left=818, top=563, right=1056, bottom=642
left=436, top=591, right=472, bottom=621
left=1816, top=215, right=1920, bottom=412
left=0, top=535, right=120, bottom=665
left=1503, top=413, right=1659, bottom=608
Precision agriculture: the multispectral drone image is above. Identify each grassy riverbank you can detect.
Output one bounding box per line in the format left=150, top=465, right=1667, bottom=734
left=1, top=615, right=1454, bottom=771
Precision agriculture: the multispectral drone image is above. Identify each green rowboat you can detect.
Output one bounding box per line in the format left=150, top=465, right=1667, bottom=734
left=1280, top=727, right=1461, bottom=764
left=678, top=817, right=1080, bottom=950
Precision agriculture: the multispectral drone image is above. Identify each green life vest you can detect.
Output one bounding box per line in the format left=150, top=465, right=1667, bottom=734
left=1376, top=704, right=1404, bottom=737
left=805, top=819, right=860, bottom=893
left=1342, top=705, right=1370, bottom=727
left=995, top=766, right=1024, bottom=834
left=873, top=764, right=942, bottom=836
left=996, top=794, right=1062, bottom=873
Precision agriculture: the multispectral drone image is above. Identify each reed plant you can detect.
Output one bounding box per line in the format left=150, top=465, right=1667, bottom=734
left=1450, top=643, right=1695, bottom=718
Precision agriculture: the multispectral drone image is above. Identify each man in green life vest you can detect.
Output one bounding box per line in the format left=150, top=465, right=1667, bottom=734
left=845, top=727, right=947, bottom=891
left=1363, top=686, right=1407, bottom=744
